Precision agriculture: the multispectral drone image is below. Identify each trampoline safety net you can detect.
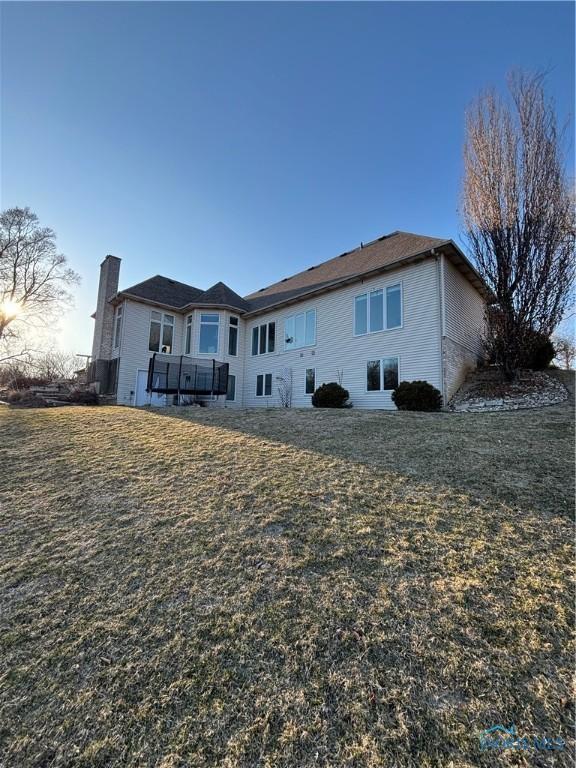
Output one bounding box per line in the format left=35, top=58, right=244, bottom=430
left=147, top=353, right=229, bottom=396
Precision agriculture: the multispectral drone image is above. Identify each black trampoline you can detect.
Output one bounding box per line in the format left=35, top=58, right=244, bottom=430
left=147, top=353, right=229, bottom=397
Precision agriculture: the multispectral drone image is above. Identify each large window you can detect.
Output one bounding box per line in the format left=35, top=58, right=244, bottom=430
left=228, top=316, right=239, bottom=356
left=305, top=368, right=316, bottom=395
left=226, top=374, right=236, bottom=401
left=113, top=305, right=123, bottom=349
left=366, top=357, right=399, bottom=392
left=184, top=315, right=193, bottom=355
left=199, top=313, right=219, bottom=354
left=284, top=309, right=316, bottom=350
left=149, top=311, right=174, bottom=353
left=252, top=322, right=275, bottom=355
left=355, top=284, right=402, bottom=335
left=256, top=373, right=273, bottom=397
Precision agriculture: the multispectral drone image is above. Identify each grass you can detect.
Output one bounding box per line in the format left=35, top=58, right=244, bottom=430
left=0, top=402, right=573, bottom=767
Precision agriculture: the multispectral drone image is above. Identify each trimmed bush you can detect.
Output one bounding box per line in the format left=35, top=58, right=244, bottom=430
left=392, top=380, right=442, bottom=412
left=69, top=389, right=100, bottom=405
left=312, top=382, right=350, bottom=408
left=520, top=332, right=556, bottom=371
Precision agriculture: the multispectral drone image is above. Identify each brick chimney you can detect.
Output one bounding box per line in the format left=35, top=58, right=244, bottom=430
left=91, top=255, right=121, bottom=361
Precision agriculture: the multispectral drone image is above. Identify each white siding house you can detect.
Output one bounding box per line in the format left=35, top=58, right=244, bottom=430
left=88, top=231, right=489, bottom=409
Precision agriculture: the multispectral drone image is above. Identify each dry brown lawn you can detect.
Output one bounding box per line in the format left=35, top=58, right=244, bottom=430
left=0, top=402, right=573, bottom=767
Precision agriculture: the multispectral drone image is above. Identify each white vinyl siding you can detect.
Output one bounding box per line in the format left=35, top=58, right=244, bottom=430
left=442, top=256, right=486, bottom=400
left=243, top=260, right=442, bottom=409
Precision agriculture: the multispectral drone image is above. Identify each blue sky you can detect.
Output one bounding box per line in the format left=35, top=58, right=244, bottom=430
left=1, top=1, right=574, bottom=354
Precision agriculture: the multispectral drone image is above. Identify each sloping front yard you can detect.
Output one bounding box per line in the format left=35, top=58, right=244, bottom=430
left=0, top=403, right=573, bottom=767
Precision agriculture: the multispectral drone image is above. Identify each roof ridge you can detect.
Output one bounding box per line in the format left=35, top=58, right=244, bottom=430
left=243, top=230, right=430, bottom=299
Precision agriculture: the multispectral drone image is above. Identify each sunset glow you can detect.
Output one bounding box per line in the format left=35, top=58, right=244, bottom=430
left=0, top=300, right=23, bottom=319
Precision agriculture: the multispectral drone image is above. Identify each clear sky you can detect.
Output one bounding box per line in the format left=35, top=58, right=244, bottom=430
left=1, top=1, right=574, bottom=355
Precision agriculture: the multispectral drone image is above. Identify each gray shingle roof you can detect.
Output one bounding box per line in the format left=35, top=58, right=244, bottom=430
left=121, top=276, right=204, bottom=308
left=193, top=282, right=250, bottom=312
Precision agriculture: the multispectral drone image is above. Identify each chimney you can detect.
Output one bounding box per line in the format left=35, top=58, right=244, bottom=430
left=91, top=255, right=121, bottom=361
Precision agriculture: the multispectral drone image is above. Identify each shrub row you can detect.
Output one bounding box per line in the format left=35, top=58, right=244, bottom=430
left=311, top=380, right=442, bottom=411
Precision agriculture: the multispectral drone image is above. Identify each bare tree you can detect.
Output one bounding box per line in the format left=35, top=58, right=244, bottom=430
left=31, top=350, right=79, bottom=381
left=553, top=333, right=575, bottom=370
left=0, top=207, right=80, bottom=356
left=276, top=368, right=293, bottom=408
left=462, top=72, right=575, bottom=379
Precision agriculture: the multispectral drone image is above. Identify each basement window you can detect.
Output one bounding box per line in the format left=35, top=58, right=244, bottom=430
left=366, top=356, right=399, bottom=392
left=256, top=373, right=273, bottom=397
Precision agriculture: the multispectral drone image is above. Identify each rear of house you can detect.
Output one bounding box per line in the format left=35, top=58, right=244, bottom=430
left=88, top=231, right=487, bottom=409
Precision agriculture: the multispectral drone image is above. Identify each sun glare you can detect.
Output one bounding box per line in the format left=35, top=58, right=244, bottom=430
left=0, top=300, right=23, bottom=319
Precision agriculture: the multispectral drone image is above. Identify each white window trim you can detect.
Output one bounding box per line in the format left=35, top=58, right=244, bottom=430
left=251, top=321, right=276, bottom=356
left=365, top=355, right=400, bottom=393
left=198, top=312, right=220, bottom=355
left=255, top=372, right=273, bottom=397
left=113, top=304, right=123, bottom=350
left=354, top=281, right=403, bottom=337
left=305, top=367, right=316, bottom=395
left=149, top=310, right=175, bottom=354
left=226, top=373, right=236, bottom=402
left=184, top=314, right=193, bottom=355
left=284, top=308, right=317, bottom=351
left=228, top=316, right=239, bottom=357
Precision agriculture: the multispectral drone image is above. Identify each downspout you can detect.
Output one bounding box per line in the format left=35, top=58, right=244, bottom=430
left=433, top=250, right=447, bottom=406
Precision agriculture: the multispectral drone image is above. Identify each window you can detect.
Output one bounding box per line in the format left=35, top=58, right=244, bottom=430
left=256, top=373, right=272, bottom=397
left=252, top=322, right=275, bottom=355
left=226, top=374, right=236, bottom=401
left=305, top=368, right=316, bottom=395
left=228, top=316, right=238, bottom=356
left=199, top=313, right=219, bottom=354
left=284, top=309, right=316, bottom=350
left=149, top=311, right=174, bottom=353
left=369, top=290, right=384, bottom=332
left=355, top=284, right=402, bottom=335
left=113, top=305, right=123, bottom=349
left=366, top=356, right=399, bottom=391
left=386, top=285, right=402, bottom=329
left=184, top=315, right=193, bottom=355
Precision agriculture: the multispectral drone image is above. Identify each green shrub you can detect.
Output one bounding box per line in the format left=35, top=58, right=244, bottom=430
left=69, top=389, right=100, bottom=405
left=392, top=381, right=442, bottom=412
left=312, top=382, right=350, bottom=408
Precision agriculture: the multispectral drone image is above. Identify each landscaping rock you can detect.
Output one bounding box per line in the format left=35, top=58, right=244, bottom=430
left=450, top=369, right=569, bottom=412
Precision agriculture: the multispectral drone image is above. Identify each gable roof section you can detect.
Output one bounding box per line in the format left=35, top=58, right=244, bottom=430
left=120, top=276, right=204, bottom=308
left=244, top=231, right=449, bottom=312
left=191, top=282, right=251, bottom=312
